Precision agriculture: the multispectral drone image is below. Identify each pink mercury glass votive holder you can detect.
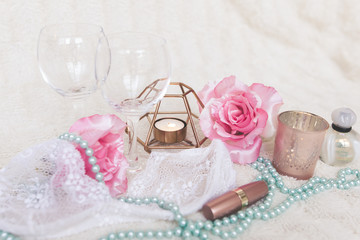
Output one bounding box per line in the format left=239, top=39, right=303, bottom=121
left=273, top=111, right=329, bottom=180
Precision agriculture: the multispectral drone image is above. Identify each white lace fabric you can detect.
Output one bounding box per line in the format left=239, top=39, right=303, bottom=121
left=0, top=139, right=111, bottom=237
left=128, top=139, right=237, bottom=215
left=0, top=139, right=236, bottom=239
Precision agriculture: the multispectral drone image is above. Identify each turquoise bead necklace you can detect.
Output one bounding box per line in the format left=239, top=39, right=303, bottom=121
left=1, top=132, right=360, bottom=240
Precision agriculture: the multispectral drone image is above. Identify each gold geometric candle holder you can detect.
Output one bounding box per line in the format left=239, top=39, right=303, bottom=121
left=137, top=82, right=208, bottom=153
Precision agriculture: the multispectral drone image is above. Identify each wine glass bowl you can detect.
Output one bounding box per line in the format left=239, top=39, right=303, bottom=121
left=99, top=32, right=171, bottom=171
left=38, top=23, right=110, bottom=100
left=101, top=32, right=170, bottom=116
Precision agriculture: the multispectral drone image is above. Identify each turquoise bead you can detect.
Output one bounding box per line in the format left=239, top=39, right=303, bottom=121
left=214, top=219, right=222, bottom=227
left=179, top=219, right=187, bottom=227
left=156, top=231, right=164, bottom=238
left=187, top=222, right=196, bottom=231
left=235, top=226, right=244, bottom=233
left=95, top=172, right=103, bottom=181
left=220, top=231, right=229, bottom=239
left=261, top=213, right=270, bottom=221
left=204, top=221, right=213, bottom=230
left=301, top=193, right=308, bottom=200
left=259, top=204, right=266, bottom=211
left=288, top=196, right=295, bottom=202
left=241, top=221, right=249, bottom=229
left=173, top=228, right=182, bottom=237
left=125, top=197, right=134, bottom=203
left=63, top=133, right=70, bottom=139
left=274, top=208, right=281, bottom=215
left=192, top=229, right=201, bottom=237
left=158, top=200, right=165, bottom=207
left=88, top=156, right=97, bottom=165
left=165, top=230, right=173, bottom=238
left=91, top=164, right=100, bottom=173
left=254, top=212, right=262, bottom=219
left=244, top=217, right=252, bottom=224
left=222, top=217, right=230, bottom=225
left=145, top=231, right=154, bottom=238
left=182, top=230, right=191, bottom=238
left=229, top=215, right=238, bottom=223
left=345, top=168, right=352, bottom=174
left=1, top=232, right=8, bottom=238
left=126, top=231, right=135, bottom=238
left=85, top=148, right=94, bottom=156
left=263, top=200, right=271, bottom=208
left=107, top=233, right=116, bottom=240
left=280, top=187, right=289, bottom=193
left=245, top=209, right=254, bottom=218
left=151, top=197, right=159, bottom=203
left=237, top=212, right=246, bottom=219
left=136, top=232, right=144, bottom=238
left=174, top=214, right=182, bottom=221
left=279, top=204, right=287, bottom=211
left=171, top=205, right=179, bottom=212
left=195, top=220, right=204, bottom=229
left=269, top=210, right=277, bottom=218
left=117, top=232, right=125, bottom=239
left=200, top=232, right=209, bottom=240
left=80, top=140, right=88, bottom=149
left=68, top=133, right=75, bottom=141
left=212, top=227, right=221, bottom=236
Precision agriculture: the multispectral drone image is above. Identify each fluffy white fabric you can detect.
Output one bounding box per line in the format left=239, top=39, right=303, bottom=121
left=0, top=1, right=360, bottom=239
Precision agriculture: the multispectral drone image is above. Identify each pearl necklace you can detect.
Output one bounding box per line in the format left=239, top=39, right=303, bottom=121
left=1, top=132, right=359, bottom=240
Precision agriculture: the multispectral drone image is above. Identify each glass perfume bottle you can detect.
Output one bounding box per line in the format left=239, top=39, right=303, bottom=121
left=321, top=108, right=360, bottom=166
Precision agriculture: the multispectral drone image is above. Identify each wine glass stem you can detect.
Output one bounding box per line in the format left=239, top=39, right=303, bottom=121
left=126, top=115, right=140, bottom=171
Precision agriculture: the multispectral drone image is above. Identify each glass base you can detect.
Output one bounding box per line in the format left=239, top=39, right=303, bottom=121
left=127, top=162, right=142, bottom=173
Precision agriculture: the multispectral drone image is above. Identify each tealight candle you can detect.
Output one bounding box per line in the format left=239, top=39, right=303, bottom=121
left=154, top=118, right=187, bottom=143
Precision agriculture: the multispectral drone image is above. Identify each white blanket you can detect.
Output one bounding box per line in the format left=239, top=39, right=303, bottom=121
left=0, top=1, right=360, bottom=239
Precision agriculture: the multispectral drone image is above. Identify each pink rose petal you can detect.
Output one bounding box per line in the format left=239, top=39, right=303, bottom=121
left=225, top=136, right=262, bottom=164
left=250, top=83, right=283, bottom=139
left=69, top=114, right=129, bottom=197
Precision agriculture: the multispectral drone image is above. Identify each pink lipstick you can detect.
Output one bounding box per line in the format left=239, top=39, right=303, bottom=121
left=202, top=181, right=269, bottom=220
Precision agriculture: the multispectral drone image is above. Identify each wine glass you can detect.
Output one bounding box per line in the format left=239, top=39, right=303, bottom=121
left=98, top=32, right=171, bottom=171
left=37, top=23, right=110, bottom=118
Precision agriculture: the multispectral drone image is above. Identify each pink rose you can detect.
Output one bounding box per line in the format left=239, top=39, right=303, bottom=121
left=69, top=114, right=128, bottom=197
left=198, top=76, right=283, bottom=164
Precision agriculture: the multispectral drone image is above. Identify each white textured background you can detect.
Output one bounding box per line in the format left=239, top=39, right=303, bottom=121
left=0, top=1, right=360, bottom=239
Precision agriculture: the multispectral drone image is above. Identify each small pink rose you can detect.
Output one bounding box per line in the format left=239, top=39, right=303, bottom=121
left=198, top=76, right=283, bottom=164
left=69, top=114, right=128, bottom=197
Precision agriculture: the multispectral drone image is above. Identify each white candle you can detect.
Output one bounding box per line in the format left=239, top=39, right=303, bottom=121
left=154, top=118, right=186, bottom=132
